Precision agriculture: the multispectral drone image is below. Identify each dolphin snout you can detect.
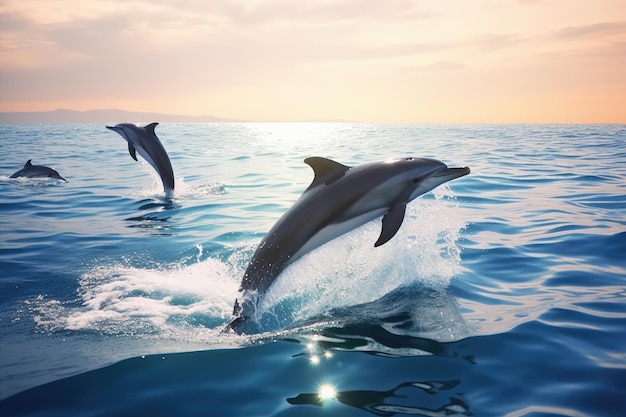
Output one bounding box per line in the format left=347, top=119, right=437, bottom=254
left=433, top=166, right=470, bottom=179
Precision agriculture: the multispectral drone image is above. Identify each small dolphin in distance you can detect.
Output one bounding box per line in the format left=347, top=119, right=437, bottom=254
left=106, top=122, right=175, bottom=194
left=228, top=156, right=470, bottom=330
left=10, top=160, right=67, bottom=181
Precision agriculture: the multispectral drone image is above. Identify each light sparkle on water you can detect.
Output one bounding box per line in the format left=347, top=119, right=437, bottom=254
left=318, top=384, right=337, bottom=401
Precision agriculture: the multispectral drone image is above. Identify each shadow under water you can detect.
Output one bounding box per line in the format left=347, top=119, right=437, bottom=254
left=245, top=284, right=474, bottom=351
left=124, top=197, right=179, bottom=234
left=287, top=380, right=470, bottom=417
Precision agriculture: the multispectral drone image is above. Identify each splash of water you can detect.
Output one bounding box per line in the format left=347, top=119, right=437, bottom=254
left=32, top=186, right=466, bottom=345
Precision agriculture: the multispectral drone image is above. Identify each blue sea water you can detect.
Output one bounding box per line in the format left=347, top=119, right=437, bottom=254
left=0, top=123, right=625, bottom=416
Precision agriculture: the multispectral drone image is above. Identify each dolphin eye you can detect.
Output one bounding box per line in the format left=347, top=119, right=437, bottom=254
left=411, top=177, right=421, bottom=183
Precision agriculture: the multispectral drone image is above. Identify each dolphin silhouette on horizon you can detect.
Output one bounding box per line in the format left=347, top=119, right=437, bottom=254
left=227, top=156, right=470, bottom=331
left=106, top=122, right=175, bottom=193
left=10, top=160, right=67, bottom=181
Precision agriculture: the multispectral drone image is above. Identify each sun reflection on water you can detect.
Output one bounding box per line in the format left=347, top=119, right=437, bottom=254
left=287, top=336, right=472, bottom=415
left=318, top=383, right=337, bottom=402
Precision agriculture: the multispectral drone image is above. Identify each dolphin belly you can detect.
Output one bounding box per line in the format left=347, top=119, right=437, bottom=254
left=290, top=207, right=389, bottom=263
left=134, top=143, right=174, bottom=193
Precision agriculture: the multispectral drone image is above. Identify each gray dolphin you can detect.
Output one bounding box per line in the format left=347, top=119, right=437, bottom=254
left=228, top=156, right=470, bottom=330
left=10, top=160, right=67, bottom=181
left=106, top=122, right=175, bottom=193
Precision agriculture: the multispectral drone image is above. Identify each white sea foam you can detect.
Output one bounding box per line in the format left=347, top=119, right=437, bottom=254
left=33, top=257, right=240, bottom=345
left=0, top=175, right=68, bottom=186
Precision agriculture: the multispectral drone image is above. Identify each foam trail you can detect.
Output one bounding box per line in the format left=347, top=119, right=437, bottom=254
left=125, top=161, right=223, bottom=201
left=33, top=258, right=240, bottom=345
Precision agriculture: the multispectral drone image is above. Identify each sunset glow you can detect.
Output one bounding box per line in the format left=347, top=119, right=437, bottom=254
left=1, top=0, right=624, bottom=123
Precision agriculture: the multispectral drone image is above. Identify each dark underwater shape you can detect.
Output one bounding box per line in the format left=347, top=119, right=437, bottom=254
left=287, top=381, right=469, bottom=417
left=229, top=156, right=470, bottom=330
left=9, top=159, right=67, bottom=181
left=106, top=122, right=175, bottom=193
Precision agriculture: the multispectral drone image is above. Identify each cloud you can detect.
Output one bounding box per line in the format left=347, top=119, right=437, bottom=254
left=472, top=33, right=525, bottom=51
left=193, top=0, right=435, bottom=27
left=0, top=0, right=451, bottom=91
left=1, top=0, right=625, bottom=122
left=402, top=60, right=467, bottom=73
left=555, top=21, right=626, bottom=39
left=0, top=0, right=119, bottom=25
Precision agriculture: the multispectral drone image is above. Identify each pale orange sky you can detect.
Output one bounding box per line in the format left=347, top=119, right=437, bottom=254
left=1, top=0, right=625, bottom=123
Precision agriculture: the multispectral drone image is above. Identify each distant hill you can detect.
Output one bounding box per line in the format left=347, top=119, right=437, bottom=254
left=0, top=108, right=239, bottom=123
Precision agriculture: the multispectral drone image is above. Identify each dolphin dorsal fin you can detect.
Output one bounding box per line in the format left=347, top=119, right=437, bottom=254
left=144, top=122, right=159, bottom=135
left=304, top=157, right=350, bottom=192
left=25, top=159, right=33, bottom=167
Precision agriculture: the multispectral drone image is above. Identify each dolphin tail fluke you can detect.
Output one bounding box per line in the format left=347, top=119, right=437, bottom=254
left=222, top=299, right=245, bottom=332
left=232, top=298, right=242, bottom=316
left=374, top=202, right=407, bottom=247
left=223, top=315, right=246, bottom=333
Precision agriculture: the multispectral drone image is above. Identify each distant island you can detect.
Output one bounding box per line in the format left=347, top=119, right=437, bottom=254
left=0, top=108, right=239, bottom=123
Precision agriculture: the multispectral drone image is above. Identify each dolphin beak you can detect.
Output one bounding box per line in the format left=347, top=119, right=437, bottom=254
left=433, top=166, right=470, bottom=180
left=105, top=125, right=117, bottom=131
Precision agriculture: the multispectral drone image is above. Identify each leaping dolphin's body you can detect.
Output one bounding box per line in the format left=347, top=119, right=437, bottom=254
left=10, top=160, right=67, bottom=181
left=106, top=122, right=175, bottom=194
left=228, top=156, right=470, bottom=330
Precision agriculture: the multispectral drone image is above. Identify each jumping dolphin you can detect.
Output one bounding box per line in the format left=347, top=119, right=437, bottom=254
left=106, top=122, right=175, bottom=193
left=228, top=156, right=470, bottom=330
left=10, top=160, right=67, bottom=181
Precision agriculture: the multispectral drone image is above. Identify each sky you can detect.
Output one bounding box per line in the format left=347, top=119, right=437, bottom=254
left=0, top=0, right=625, bottom=123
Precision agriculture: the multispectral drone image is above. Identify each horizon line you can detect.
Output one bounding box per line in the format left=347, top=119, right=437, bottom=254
left=0, top=108, right=624, bottom=125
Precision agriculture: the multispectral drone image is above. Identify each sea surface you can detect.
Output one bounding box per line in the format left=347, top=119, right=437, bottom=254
left=0, top=123, right=625, bottom=416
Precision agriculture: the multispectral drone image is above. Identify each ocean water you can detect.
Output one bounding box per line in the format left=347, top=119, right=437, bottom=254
left=0, top=123, right=625, bottom=417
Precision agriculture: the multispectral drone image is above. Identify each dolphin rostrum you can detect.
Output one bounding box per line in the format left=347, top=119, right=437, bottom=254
left=228, top=156, right=470, bottom=330
left=10, top=160, right=67, bottom=181
left=106, top=122, right=175, bottom=193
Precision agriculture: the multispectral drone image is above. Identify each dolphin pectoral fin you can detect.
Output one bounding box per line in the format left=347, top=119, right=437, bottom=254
left=128, top=143, right=138, bottom=161
left=304, top=157, right=350, bottom=191
left=374, top=203, right=407, bottom=247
